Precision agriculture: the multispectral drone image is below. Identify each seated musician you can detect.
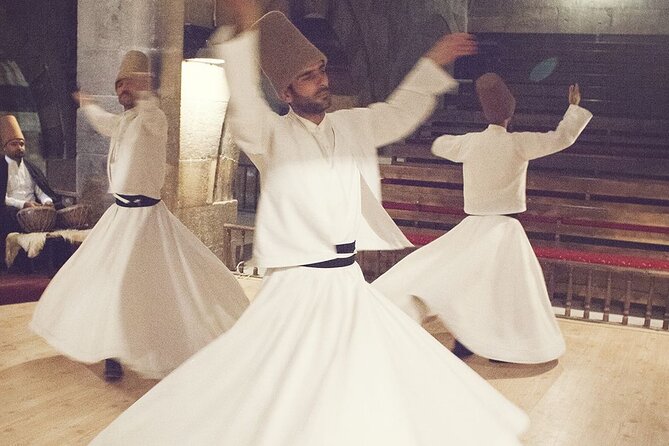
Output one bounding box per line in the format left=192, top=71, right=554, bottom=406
left=1, top=114, right=62, bottom=235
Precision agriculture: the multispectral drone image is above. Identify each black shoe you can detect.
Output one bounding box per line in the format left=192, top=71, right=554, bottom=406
left=452, top=340, right=474, bottom=359
left=104, top=358, right=124, bottom=381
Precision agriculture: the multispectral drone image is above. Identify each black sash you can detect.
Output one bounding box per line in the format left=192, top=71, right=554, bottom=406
left=303, top=241, right=356, bottom=269
left=115, top=194, right=161, bottom=208
left=467, top=213, right=520, bottom=220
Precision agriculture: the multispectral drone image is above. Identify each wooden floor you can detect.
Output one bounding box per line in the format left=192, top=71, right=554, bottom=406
left=1, top=276, right=668, bottom=445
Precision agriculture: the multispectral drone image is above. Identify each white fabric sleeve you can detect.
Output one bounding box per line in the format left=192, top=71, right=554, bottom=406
left=5, top=195, right=25, bottom=209
left=82, top=103, right=121, bottom=137
left=431, top=133, right=468, bottom=162
left=513, top=105, right=593, bottom=161
left=364, top=58, right=459, bottom=148
left=35, top=184, right=53, bottom=205
left=213, top=30, right=278, bottom=155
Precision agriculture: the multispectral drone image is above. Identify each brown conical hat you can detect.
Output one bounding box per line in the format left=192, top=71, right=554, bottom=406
left=475, top=73, right=516, bottom=125
left=116, top=50, right=150, bottom=84
left=251, top=11, right=326, bottom=98
left=0, top=115, right=25, bottom=147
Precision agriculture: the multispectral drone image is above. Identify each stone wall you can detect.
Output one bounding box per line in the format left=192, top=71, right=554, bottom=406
left=469, top=0, right=669, bottom=35
left=321, top=0, right=468, bottom=102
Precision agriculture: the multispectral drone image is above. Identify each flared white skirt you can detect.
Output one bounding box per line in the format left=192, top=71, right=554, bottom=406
left=373, top=215, right=565, bottom=364
left=30, top=202, right=249, bottom=378
left=91, top=262, right=528, bottom=445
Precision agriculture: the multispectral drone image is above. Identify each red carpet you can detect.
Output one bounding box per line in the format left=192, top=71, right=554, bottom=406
left=0, top=274, right=51, bottom=305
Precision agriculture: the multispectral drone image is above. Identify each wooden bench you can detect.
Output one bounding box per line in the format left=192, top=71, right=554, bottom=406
left=380, top=163, right=669, bottom=251
left=389, top=111, right=669, bottom=180
left=461, top=33, right=669, bottom=119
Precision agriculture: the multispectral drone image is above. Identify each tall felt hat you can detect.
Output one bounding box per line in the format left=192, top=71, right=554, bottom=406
left=116, top=50, right=150, bottom=84
left=475, top=73, right=516, bottom=124
left=251, top=11, right=327, bottom=98
left=0, top=115, right=25, bottom=147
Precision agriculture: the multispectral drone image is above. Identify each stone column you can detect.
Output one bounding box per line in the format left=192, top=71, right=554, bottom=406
left=174, top=60, right=238, bottom=260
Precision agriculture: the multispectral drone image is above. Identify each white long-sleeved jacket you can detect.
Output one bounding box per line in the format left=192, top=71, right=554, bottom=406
left=432, top=105, right=593, bottom=215
left=217, top=30, right=458, bottom=268
left=82, top=96, right=167, bottom=199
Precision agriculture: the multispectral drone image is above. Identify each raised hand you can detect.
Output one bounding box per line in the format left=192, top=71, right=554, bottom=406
left=72, top=91, right=94, bottom=107
left=568, top=83, right=581, bottom=106
left=219, top=0, right=262, bottom=31
left=425, top=33, right=478, bottom=67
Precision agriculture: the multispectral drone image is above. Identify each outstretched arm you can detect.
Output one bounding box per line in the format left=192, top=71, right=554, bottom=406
left=432, top=134, right=468, bottom=162
left=211, top=0, right=276, bottom=155
left=74, top=91, right=121, bottom=137
left=514, top=84, right=593, bottom=160
left=364, top=33, right=478, bottom=148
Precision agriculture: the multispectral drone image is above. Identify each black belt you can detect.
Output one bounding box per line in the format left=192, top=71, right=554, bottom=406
left=115, top=194, right=161, bottom=208
left=467, top=213, right=521, bottom=220
left=303, top=241, right=356, bottom=269
left=335, top=241, right=356, bottom=254
left=303, top=254, right=356, bottom=269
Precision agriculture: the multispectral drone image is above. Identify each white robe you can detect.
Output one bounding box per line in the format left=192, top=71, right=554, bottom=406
left=90, top=30, right=528, bottom=445
left=30, top=95, right=249, bottom=378
left=373, top=105, right=593, bottom=363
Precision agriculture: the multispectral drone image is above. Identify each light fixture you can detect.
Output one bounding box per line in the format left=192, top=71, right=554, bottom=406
left=187, top=46, right=225, bottom=65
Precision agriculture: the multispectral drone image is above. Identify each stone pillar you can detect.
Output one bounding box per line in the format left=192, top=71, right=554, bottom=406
left=174, top=60, right=238, bottom=260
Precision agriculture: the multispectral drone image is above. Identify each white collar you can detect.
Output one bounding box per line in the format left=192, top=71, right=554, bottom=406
left=5, top=155, right=20, bottom=166
left=289, top=108, right=330, bottom=133
left=486, top=124, right=508, bottom=132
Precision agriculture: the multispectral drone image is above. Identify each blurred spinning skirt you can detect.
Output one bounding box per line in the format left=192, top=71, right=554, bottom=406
left=374, top=215, right=565, bottom=364
left=91, top=262, right=528, bottom=445
left=30, top=201, right=249, bottom=378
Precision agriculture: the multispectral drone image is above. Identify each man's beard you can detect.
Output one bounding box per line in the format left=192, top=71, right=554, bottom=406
left=118, top=91, right=136, bottom=109
left=291, top=88, right=332, bottom=115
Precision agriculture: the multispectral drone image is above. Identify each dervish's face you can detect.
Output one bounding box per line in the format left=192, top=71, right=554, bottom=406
left=115, top=76, right=150, bottom=110
left=283, top=60, right=332, bottom=116
left=3, top=139, right=26, bottom=161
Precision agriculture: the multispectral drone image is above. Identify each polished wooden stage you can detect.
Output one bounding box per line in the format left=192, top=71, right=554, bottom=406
left=1, top=276, right=668, bottom=445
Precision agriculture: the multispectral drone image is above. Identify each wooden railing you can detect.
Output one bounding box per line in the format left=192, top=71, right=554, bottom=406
left=221, top=224, right=669, bottom=331
left=235, top=153, right=260, bottom=213
left=222, top=223, right=255, bottom=272
left=541, top=259, right=669, bottom=330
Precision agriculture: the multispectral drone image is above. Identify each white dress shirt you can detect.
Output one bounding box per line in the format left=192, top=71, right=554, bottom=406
left=290, top=111, right=360, bottom=256
left=4, top=155, right=53, bottom=209
left=432, top=104, right=593, bottom=215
